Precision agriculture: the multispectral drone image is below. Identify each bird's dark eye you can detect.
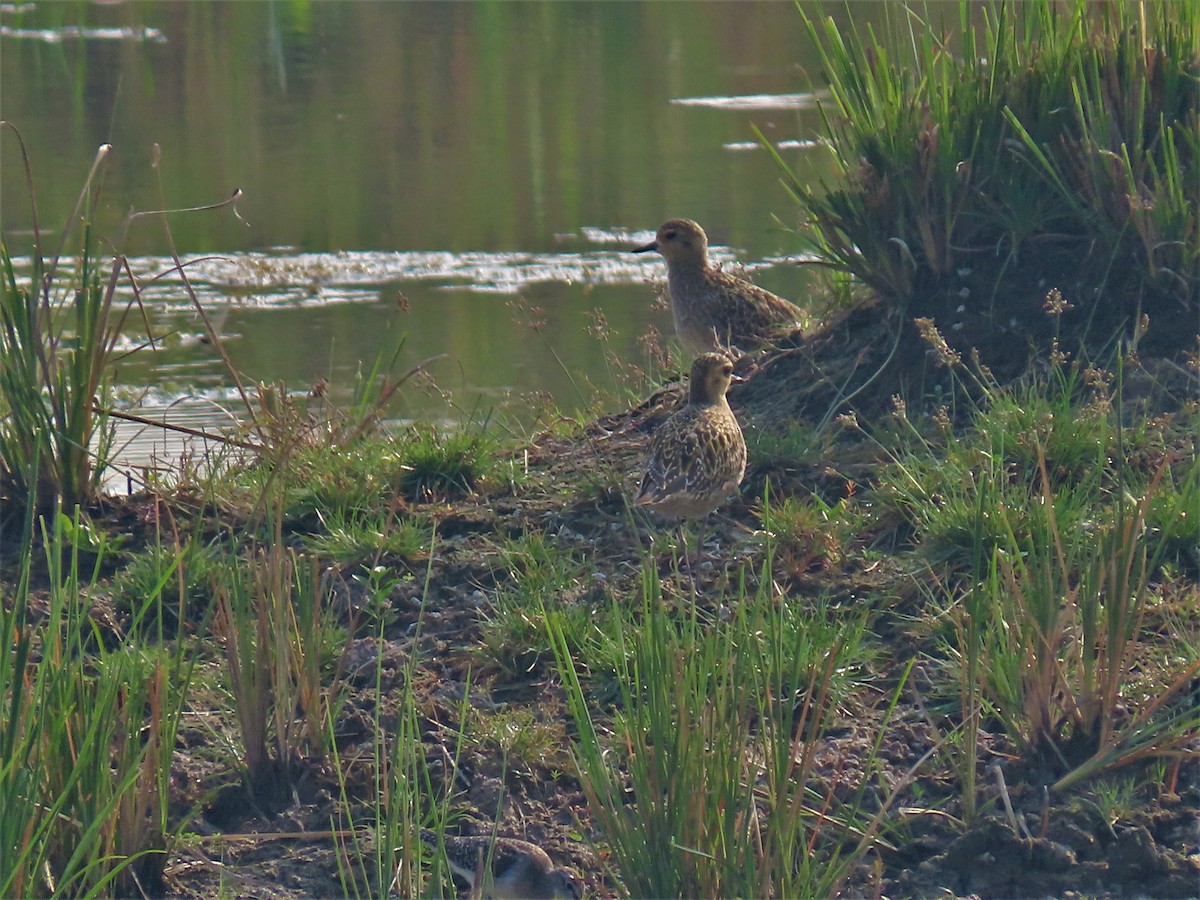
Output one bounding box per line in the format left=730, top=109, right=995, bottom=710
left=664, top=230, right=677, bottom=240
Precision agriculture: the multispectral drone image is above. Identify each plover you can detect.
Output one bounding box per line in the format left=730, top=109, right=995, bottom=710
left=633, top=218, right=803, bottom=356
left=635, top=352, right=747, bottom=520
left=422, top=830, right=583, bottom=899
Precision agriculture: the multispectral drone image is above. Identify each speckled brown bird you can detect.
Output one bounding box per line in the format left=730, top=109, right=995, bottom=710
left=635, top=352, right=747, bottom=519
left=633, top=218, right=804, bottom=356
left=422, top=830, right=583, bottom=900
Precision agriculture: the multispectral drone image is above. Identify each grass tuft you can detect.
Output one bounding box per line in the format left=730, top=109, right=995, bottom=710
left=875, top=347, right=1200, bottom=801
left=397, top=423, right=496, bottom=502
left=549, top=557, right=901, bottom=899
left=767, top=1, right=1198, bottom=361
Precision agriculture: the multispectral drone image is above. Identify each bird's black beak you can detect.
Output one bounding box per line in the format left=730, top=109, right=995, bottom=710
left=631, top=240, right=658, bottom=254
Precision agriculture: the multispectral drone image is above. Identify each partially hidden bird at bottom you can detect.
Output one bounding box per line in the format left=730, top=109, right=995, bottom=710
left=421, top=830, right=583, bottom=900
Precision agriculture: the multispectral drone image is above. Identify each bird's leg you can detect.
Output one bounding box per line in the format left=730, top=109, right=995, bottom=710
left=678, top=521, right=699, bottom=604
left=470, top=844, right=486, bottom=900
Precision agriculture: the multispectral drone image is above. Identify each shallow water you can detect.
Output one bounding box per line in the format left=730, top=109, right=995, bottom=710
left=0, top=1, right=884, bottom=487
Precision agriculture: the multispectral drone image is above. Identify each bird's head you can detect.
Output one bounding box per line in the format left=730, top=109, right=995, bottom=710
left=548, top=866, right=584, bottom=899
left=632, top=218, right=709, bottom=267
left=689, top=351, right=737, bottom=404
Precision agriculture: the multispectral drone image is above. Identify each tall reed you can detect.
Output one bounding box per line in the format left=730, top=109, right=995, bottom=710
left=0, top=129, right=121, bottom=514
left=0, top=508, right=191, bottom=897
left=213, top=512, right=347, bottom=810
left=327, top=543, right=460, bottom=898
